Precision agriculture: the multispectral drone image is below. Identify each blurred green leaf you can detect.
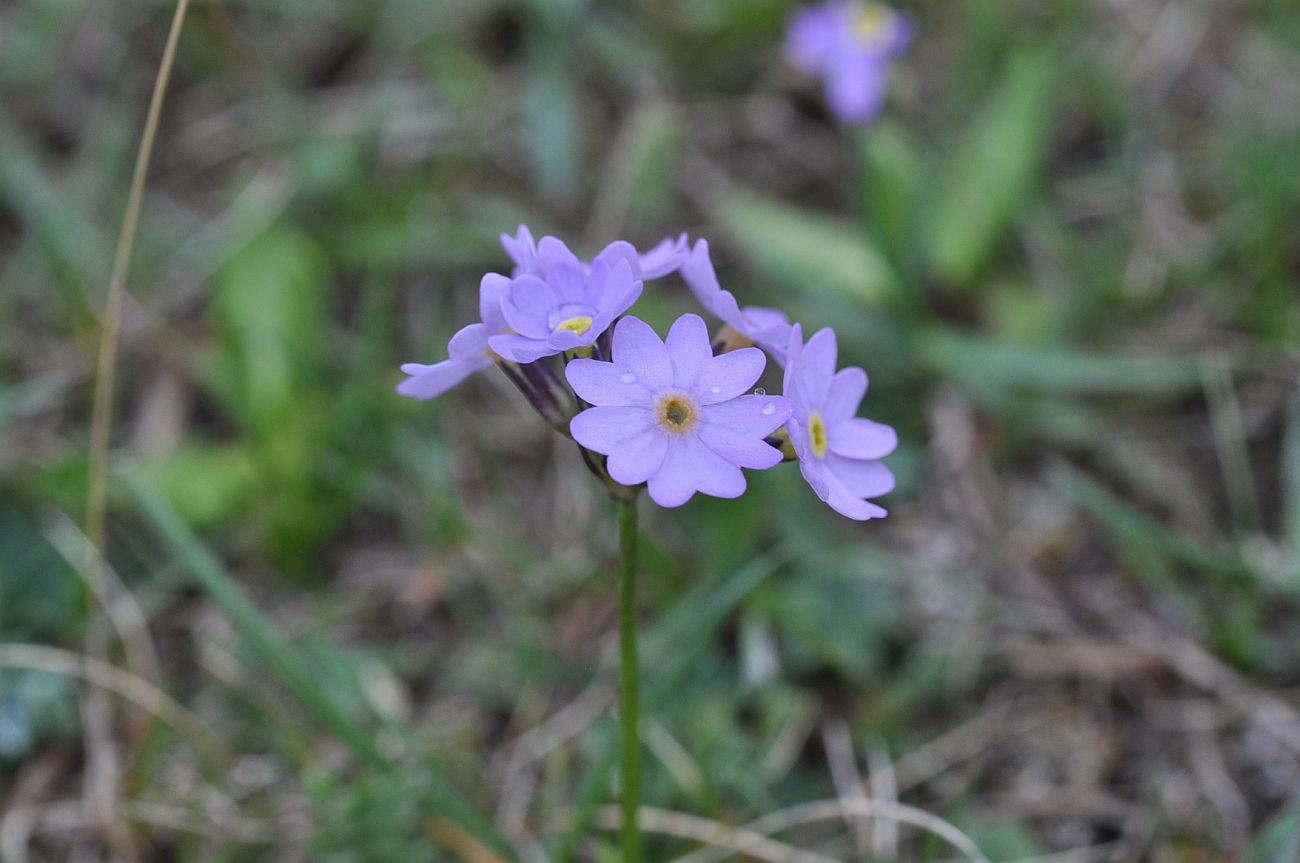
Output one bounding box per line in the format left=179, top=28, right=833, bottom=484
left=921, top=329, right=1206, bottom=397
left=0, top=503, right=78, bottom=641
left=527, top=11, right=581, bottom=205
left=212, top=226, right=329, bottom=432
left=716, top=187, right=899, bottom=307
left=927, top=48, right=1056, bottom=286
left=128, top=444, right=259, bottom=531
left=859, top=121, right=923, bottom=270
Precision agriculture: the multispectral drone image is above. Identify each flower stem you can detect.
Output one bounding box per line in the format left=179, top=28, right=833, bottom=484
left=616, top=495, right=642, bottom=863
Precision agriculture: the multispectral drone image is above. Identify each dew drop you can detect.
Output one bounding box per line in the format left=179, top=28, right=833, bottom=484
left=619, top=373, right=637, bottom=384
left=761, top=403, right=777, bottom=416
left=709, top=385, right=721, bottom=394
left=754, top=387, right=767, bottom=396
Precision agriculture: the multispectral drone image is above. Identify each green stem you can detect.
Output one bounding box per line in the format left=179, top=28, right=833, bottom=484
left=617, top=495, right=642, bottom=863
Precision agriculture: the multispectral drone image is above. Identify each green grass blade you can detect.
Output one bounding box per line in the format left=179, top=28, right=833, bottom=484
left=927, top=47, right=1056, bottom=286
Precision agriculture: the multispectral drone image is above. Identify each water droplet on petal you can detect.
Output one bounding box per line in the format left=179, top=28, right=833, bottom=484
left=754, top=387, right=766, bottom=396
left=761, top=403, right=776, bottom=415
left=709, top=385, right=721, bottom=394
left=619, top=373, right=637, bottom=384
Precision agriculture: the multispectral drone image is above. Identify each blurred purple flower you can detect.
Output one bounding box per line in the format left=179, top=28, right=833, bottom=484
left=500, top=225, right=688, bottom=281
left=567, top=314, right=793, bottom=508
left=783, top=324, right=896, bottom=519
left=681, top=239, right=793, bottom=364
left=786, top=1, right=911, bottom=124
left=397, top=273, right=511, bottom=400
left=488, top=258, right=643, bottom=363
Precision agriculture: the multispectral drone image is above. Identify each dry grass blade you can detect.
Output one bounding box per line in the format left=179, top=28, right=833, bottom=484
left=85, top=0, right=192, bottom=582
left=545, top=806, right=842, bottom=863
left=669, top=798, right=990, bottom=863
left=0, top=644, right=221, bottom=759
left=426, top=816, right=513, bottom=863
left=81, top=1, right=191, bottom=856
left=47, top=514, right=160, bottom=683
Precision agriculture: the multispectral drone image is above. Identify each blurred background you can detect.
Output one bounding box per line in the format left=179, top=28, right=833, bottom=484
left=2, top=0, right=1300, bottom=860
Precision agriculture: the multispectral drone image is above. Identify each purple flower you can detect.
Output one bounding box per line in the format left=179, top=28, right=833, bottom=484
left=488, top=257, right=643, bottom=363
left=680, top=239, right=793, bottom=364
left=500, top=225, right=688, bottom=281
left=567, top=314, right=793, bottom=508
left=783, top=324, right=896, bottom=519
left=397, top=273, right=511, bottom=400
left=786, top=1, right=911, bottom=125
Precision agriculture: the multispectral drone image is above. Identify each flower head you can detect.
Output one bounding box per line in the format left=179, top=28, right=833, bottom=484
left=567, top=314, right=793, bottom=508
left=397, top=273, right=511, bottom=399
left=488, top=257, right=643, bottom=364
left=681, top=239, right=793, bottom=364
left=500, top=225, right=688, bottom=281
left=783, top=324, right=896, bottom=519
left=786, top=1, right=911, bottom=125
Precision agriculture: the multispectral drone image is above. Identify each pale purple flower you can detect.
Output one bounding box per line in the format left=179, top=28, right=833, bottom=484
left=500, top=225, right=688, bottom=281
left=680, top=239, right=793, bottom=364
left=783, top=324, right=896, bottom=519
left=786, top=1, right=911, bottom=125
left=488, top=258, right=643, bottom=363
left=567, top=314, right=793, bottom=508
left=397, top=273, right=511, bottom=400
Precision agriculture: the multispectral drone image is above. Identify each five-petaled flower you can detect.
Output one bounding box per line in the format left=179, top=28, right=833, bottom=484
left=681, top=239, right=793, bottom=364
left=783, top=324, right=896, bottom=519
left=488, top=256, right=643, bottom=364
left=567, top=314, right=793, bottom=508
left=786, top=0, right=911, bottom=125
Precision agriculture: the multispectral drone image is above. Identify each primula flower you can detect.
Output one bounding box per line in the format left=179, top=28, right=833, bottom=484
left=680, top=239, right=793, bottom=364
left=500, top=225, right=688, bottom=281
left=397, top=273, right=510, bottom=400
left=786, top=0, right=911, bottom=125
left=783, top=324, right=896, bottom=519
left=488, top=258, right=643, bottom=363
left=567, top=314, right=793, bottom=508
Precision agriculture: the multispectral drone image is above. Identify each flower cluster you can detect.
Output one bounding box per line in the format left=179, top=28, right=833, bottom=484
left=786, top=0, right=911, bottom=125
left=399, top=227, right=896, bottom=519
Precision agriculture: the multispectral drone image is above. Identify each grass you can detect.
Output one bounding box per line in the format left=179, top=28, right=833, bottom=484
left=2, top=0, right=1300, bottom=860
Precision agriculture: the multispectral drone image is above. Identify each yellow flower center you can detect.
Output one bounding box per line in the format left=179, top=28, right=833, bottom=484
left=809, top=410, right=829, bottom=459
left=554, top=315, right=593, bottom=335
left=854, top=3, right=888, bottom=40
left=656, top=392, right=699, bottom=434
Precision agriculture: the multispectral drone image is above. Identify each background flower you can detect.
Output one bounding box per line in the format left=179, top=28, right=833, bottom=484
left=568, top=314, right=792, bottom=507
left=786, top=0, right=911, bottom=124
left=784, top=324, right=896, bottom=519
